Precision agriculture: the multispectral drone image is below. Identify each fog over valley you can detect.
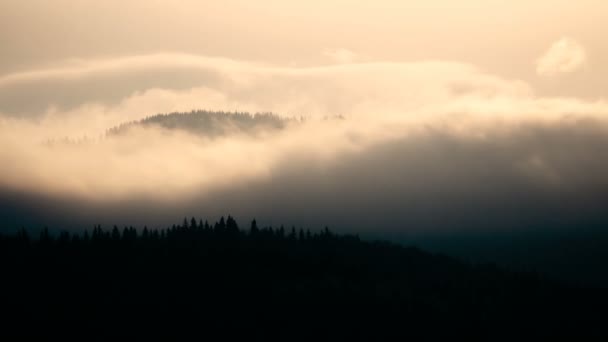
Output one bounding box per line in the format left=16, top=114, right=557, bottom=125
left=2, top=0, right=608, bottom=289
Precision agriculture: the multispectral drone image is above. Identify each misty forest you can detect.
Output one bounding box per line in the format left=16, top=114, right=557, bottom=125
left=106, top=110, right=292, bottom=138
left=2, top=110, right=608, bottom=339
left=3, top=1, right=608, bottom=340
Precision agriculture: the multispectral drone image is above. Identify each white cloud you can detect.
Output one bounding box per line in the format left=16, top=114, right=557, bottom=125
left=536, top=37, right=587, bottom=76
left=1, top=53, right=608, bottom=202
left=0, top=53, right=532, bottom=118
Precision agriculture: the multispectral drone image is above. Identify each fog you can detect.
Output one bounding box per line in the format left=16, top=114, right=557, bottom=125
left=0, top=53, right=606, bottom=239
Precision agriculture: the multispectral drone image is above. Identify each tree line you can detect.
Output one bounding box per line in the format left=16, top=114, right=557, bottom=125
left=106, top=110, right=295, bottom=138
left=8, top=216, right=338, bottom=244
left=1, top=216, right=606, bottom=340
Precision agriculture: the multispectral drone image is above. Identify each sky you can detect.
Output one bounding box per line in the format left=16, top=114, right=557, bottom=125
left=1, top=1, right=608, bottom=244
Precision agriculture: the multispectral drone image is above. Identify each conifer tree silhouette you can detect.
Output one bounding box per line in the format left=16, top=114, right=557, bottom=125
left=250, top=219, right=259, bottom=236
left=289, top=227, right=297, bottom=241
left=2, top=215, right=607, bottom=339
left=112, top=226, right=121, bottom=241
left=40, top=227, right=51, bottom=244
left=142, top=227, right=150, bottom=240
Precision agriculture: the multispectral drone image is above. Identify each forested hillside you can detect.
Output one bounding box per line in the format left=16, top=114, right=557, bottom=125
left=1, top=217, right=606, bottom=339
left=106, top=110, right=293, bottom=138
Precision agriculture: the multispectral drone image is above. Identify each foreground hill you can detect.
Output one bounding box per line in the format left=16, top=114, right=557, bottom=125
left=1, top=217, right=606, bottom=339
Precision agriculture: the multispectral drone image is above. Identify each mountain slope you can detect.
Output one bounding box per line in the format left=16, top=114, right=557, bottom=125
left=1, top=217, right=606, bottom=339
left=106, top=110, right=292, bottom=138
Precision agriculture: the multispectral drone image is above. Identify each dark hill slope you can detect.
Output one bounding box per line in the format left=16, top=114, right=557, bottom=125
left=1, top=218, right=606, bottom=340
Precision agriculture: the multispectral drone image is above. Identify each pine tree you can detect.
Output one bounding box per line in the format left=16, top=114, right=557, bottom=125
left=250, top=219, right=259, bottom=236
left=40, top=227, right=51, bottom=244
left=112, top=226, right=121, bottom=241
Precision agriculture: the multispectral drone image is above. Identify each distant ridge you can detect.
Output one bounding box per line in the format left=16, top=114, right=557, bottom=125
left=106, top=110, right=294, bottom=138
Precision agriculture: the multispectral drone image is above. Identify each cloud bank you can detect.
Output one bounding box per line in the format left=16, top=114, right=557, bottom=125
left=0, top=53, right=536, bottom=116
left=0, top=53, right=607, bottom=237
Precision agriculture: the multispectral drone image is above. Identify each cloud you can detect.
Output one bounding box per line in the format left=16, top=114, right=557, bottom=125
left=536, top=37, right=587, bottom=76
left=1, top=53, right=608, bottom=238
left=0, top=53, right=531, bottom=117
left=2, top=114, right=608, bottom=237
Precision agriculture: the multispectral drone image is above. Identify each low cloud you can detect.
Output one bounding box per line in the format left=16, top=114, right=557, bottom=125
left=2, top=113, right=608, bottom=237
left=0, top=53, right=530, bottom=117
left=536, top=37, right=587, bottom=76
left=0, top=53, right=608, bottom=237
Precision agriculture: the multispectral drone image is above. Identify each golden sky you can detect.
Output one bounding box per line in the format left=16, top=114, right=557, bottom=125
left=1, top=0, right=607, bottom=95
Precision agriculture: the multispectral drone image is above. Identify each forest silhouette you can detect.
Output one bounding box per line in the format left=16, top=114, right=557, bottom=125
left=1, top=216, right=606, bottom=340
left=106, top=110, right=292, bottom=138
